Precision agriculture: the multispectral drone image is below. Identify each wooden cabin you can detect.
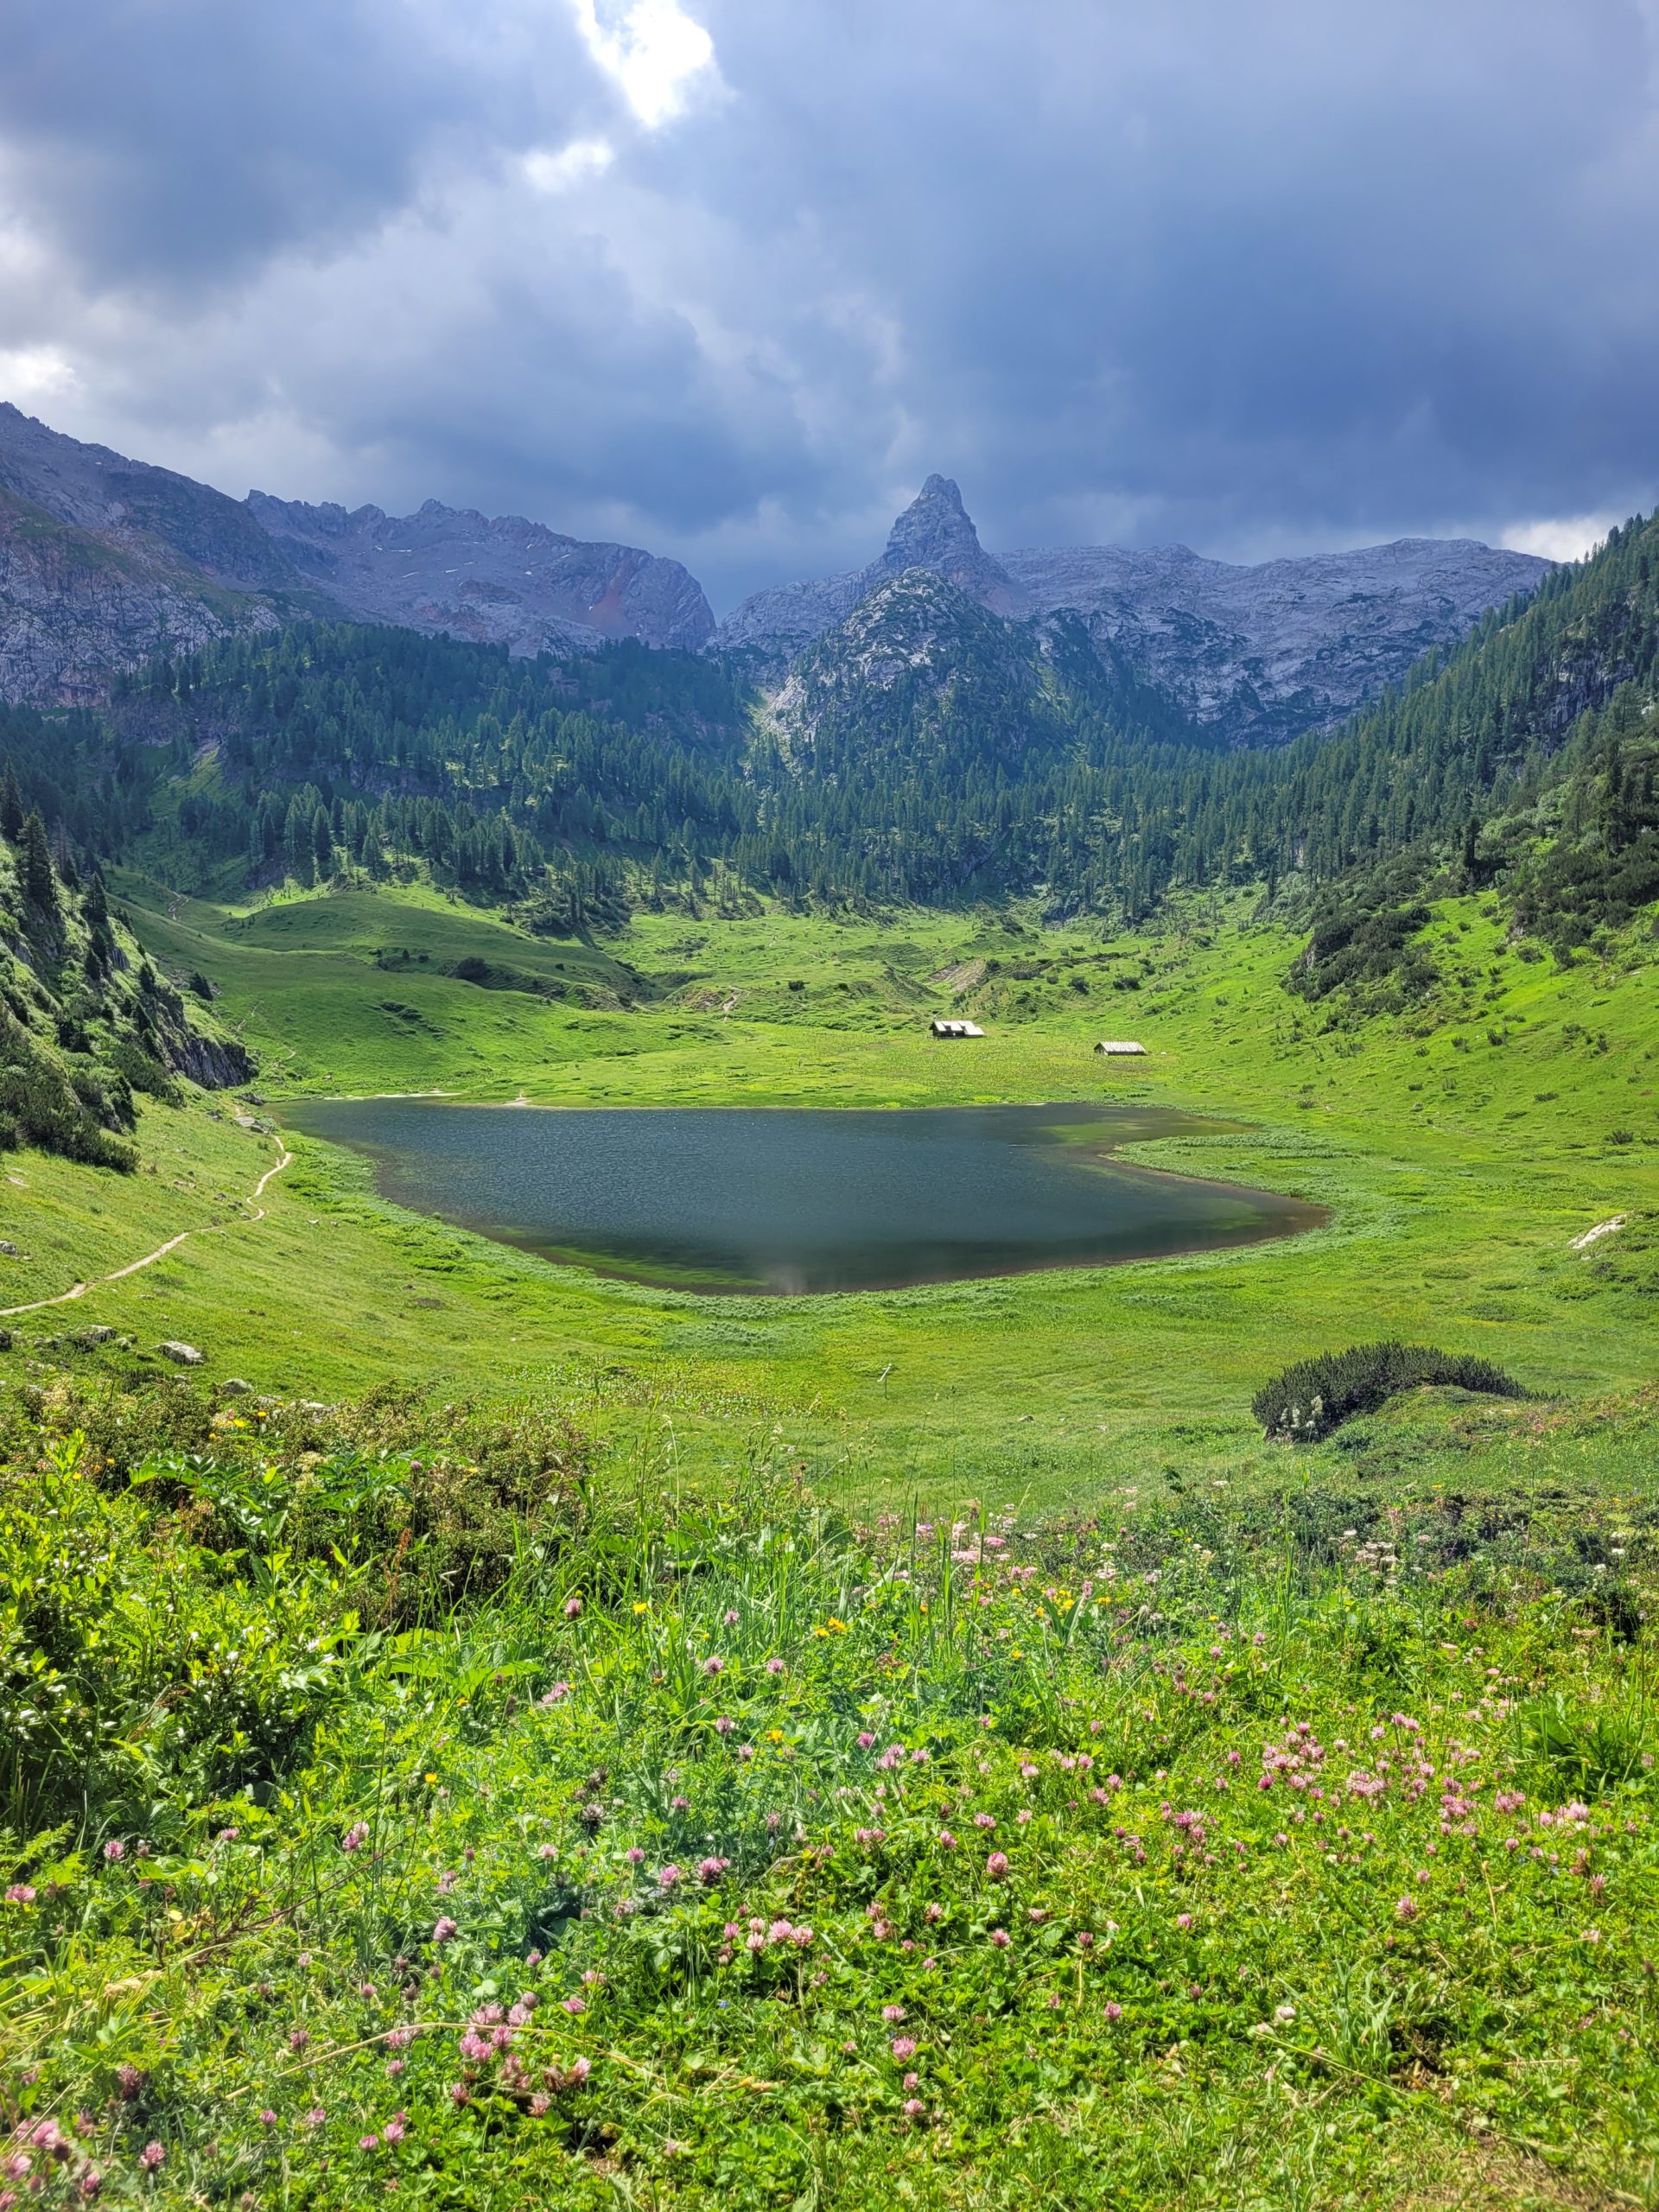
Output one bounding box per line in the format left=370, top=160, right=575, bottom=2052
left=931, top=1019, right=985, bottom=1039
left=1094, top=1039, right=1147, bottom=1056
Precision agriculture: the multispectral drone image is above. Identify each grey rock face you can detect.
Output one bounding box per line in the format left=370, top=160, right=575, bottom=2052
left=0, top=404, right=297, bottom=705
left=163, top=1031, right=254, bottom=1090
left=246, top=493, right=715, bottom=656
left=0, top=405, right=715, bottom=702
left=766, top=570, right=1055, bottom=772
left=717, top=474, right=1553, bottom=743
left=715, top=474, right=1027, bottom=655
left=0, top=402, right=299, bottom=591
left=1001, top=536, right=1553, bottom=744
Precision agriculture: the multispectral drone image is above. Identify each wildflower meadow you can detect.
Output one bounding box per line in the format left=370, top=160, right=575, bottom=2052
left=0, top=1389, right=1655, bottom=2208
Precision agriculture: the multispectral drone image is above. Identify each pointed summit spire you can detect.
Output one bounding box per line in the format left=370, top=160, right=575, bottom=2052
left=880, top=475, right=1030, bottom=616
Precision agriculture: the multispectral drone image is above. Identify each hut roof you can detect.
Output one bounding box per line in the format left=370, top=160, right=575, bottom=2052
left=1094, top=1039, right=1147, bottom=1055
left=931, top=1019, right=985, bottom=1038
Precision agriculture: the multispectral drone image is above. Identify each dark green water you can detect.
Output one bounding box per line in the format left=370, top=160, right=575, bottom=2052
left=285, top=1099, right=1323, bottom=1295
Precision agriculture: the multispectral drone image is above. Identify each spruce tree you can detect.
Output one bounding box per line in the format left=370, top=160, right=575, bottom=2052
left=18, top=810, right=57, bottom=912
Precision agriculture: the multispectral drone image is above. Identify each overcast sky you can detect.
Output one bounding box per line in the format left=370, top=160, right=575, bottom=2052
left=3, top=0, right=1656, bottom=610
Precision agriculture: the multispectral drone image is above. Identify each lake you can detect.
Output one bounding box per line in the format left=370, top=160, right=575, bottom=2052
left=284, top=1099, right=1324, bottom=1295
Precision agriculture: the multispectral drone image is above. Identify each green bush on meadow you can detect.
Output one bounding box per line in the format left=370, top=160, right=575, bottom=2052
left=1253, top=1341, right=1529, bottom=1442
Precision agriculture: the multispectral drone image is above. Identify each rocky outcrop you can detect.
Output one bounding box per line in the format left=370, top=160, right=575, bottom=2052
left=0, top=487, right=281, bottom=708
left=717, top=474, right=1554, bottom=745
left=162, top=1029, right=254, bottom=1090
left=246, top=492, right=714, bottom=656
left=765, top=570, right=1062, bottom=772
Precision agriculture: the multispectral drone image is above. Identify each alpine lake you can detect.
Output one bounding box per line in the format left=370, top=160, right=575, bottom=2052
left=283, top=1098, right=1325, bottom=1296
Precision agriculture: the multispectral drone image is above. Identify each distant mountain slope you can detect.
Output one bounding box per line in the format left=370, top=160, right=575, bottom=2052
left=0, top=407, right=715, bottom=704
left=0, top=403, right=309, bottom=706
left=717, top=474, right=1553, bottom=744
left=247, top=492, right=714, bottom=657
left=5, top=502, right=1648, bottom=937
left=1001, top=535, right=1555, bottom=744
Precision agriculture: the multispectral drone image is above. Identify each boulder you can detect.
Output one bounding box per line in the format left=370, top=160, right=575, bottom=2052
left=158, top=1339, right=205, bottom=1365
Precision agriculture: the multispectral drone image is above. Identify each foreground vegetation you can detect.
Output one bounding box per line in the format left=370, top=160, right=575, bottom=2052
left=2, top=1375, right=1656, bottom=2209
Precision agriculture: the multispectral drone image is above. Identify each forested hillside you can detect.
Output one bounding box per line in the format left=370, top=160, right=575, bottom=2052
left=0, top=776, right=249, bottom=1165
left=0, top=511, right=1656, bottom=939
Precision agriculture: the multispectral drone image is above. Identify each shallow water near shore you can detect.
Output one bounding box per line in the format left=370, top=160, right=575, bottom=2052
left=283, top=1098, right=1325, bottom=1294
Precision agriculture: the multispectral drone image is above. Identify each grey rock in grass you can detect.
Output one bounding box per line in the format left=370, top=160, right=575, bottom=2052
left=158, top=1339, right=205, bottom=1365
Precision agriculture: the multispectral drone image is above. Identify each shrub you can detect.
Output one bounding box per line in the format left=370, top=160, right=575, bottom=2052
left=1253, top=1340, right=1529, bottom=1442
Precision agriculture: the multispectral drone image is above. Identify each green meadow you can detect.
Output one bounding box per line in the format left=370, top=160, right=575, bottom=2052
left=4, top=878, right=1654, bottom=1505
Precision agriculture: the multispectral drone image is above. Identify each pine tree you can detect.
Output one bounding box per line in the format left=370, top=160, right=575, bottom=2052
left=0, top=762, right=22, bottom=842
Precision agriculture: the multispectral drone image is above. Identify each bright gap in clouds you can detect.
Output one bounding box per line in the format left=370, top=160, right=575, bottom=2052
left=1503, top=512, right=1624, bottom=563
left=523, top=138, right=616, bottom=193
left=0, top=346, right=78, bottom=406
left=569, top=0, right=715, bottom=129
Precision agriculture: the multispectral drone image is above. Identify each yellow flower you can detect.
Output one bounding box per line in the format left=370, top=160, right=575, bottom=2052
left=766, top=1728, right=785, bottom=1744
left=826, top=1618, right=848, bottom=1636
left=632, top=1602, right=651, bottom=1614
left=1011, top=1648, right=1023, bottom=1659
left=424, top=1772, right=438, bottom=1784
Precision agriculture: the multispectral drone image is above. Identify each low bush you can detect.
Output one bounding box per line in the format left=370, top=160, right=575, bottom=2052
left=1252, top=1339, right=1529, bottom=1441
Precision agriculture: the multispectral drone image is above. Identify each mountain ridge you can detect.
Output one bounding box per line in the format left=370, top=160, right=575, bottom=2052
left=0, top=406, right=714, bottom=704
left=717, top=474, right=1554, bottom=744
left=0, top=405, right=1558, bottom=745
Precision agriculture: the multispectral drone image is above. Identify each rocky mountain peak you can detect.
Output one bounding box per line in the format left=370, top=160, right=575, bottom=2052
left=714, top=474, right=1032, bottom=654
left=884, top=474, right=969, bottom=560
left=0, top=407, right=716, bottom=701
left=880, top=474, right=1030, bottom=617
left=716, top=474, right=1554, bottom=741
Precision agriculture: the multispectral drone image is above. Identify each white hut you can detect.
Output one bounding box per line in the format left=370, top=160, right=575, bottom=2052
left=1094, top=1039, right=1147, bottom=1056
left=931, top=1019, right=985, bottom=1039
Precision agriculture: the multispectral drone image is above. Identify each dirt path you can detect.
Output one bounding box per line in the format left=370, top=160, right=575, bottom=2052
left=0, top=1145, right=293, bottom=1321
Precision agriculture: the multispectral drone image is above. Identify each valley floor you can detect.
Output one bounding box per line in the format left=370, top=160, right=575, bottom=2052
left=3, top=883, right=1655, bottom=1510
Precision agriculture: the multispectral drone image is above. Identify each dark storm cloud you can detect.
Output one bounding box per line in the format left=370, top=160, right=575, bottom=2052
left=0, top=0, right=574, bottom=284
left=3, top=0, right=1656, bottom=604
